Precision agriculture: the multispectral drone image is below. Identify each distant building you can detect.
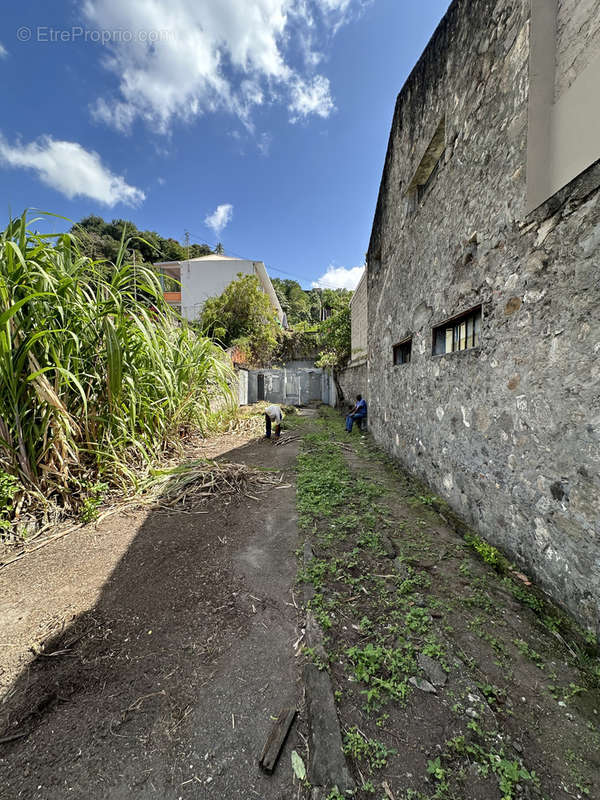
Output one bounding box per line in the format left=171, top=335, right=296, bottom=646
left=349, top=271, right=367, bottom=365
left=155, top=254, right=285, bottom=326
left=359, top=0, right=600, bottom=633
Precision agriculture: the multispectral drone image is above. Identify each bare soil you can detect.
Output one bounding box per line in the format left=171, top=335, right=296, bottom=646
left=0, top=424, right=309, bottom=800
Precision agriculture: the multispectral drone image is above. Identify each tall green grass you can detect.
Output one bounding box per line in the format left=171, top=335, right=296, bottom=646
left=0, top=212, right=234, bottom=520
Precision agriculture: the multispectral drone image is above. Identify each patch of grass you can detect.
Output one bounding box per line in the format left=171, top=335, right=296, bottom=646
left=513, top=638, right=545, bottom=669
left=405, top=605, right=432, bottom=635
left=357, top=529, right=385, bottom=554
left=343, top=726, right=396, bottom=770
left=303, top=646, right=330, bottom=671
left=0, top=213, right=235, bottom=523
left=464, top=532, right=509, bottom=572
left=0, top=470, right=19, bottom=533
left=412, top=493, right=439, bottom=507
left=308, top=592, right=334, bottom=630
left=463, top=589, right=495, bottom=613
left=347, top=642, right=415, bottom=710
left=476, top=682, right=507, bottom=708
left=421, top=635, right=451, bottom=672
left=445, top=735, right=540, bottom=799
left=547, top=681, right=587, bottom=704
left=298, top=557, right=335, bottom=590
left=79, top=481, right=109, bottom=523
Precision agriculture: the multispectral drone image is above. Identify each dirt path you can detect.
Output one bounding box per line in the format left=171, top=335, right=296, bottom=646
left=0, top=426, right=309, bottom=799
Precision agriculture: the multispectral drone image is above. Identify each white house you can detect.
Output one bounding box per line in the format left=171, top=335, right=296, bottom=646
left=156, top=254, right=286, bottom=326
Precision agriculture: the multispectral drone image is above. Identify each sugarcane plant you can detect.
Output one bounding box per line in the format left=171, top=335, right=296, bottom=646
left=0, top=212, right=234, bottom=527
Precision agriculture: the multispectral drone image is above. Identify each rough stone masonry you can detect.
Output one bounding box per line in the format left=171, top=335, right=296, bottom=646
left=366, top=0, right=600, bottom=634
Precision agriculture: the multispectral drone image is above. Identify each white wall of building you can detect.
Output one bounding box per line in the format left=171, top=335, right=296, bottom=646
left=156, top=254, right=284, bottom=324
left=179, top=256, right=256, bottom=322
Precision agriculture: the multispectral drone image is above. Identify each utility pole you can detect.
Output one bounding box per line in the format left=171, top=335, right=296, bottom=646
left=184, top=230, right=190, bottom=261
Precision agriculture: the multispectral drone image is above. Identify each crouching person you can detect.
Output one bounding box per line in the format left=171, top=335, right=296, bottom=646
left=346, top=394, right=367, bottom=433
left=264, top=404, right=283, bottom=439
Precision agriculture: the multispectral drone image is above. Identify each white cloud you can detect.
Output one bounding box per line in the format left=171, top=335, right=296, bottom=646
left=312, top=264, right=364, bottom=290
left=0, top=43, right=8, bottom=59
left=83, top=0, right=361, bottom=132
left=0, top=134, right=145, bottom=207
left=205, top=203, right=233, bottom=236
left=289, top=75, right=334, bottom=122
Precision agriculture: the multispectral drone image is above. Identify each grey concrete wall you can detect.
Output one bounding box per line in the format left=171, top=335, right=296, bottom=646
left=367, top=0, right=600, bottom=634
left=528, top=0, right=600, bottom=210
left=247, top=366, right=333, bottom=406
left=556, top=0, right=600, bottom=100
left=237, top=369, right=249, bottom=406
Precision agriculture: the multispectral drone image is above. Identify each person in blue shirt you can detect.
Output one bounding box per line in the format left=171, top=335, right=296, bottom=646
left=346, top=394, right=367, bottom=432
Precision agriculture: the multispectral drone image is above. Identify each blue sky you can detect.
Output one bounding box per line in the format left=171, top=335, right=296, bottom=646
left=0, top=0, right=449, bottom=289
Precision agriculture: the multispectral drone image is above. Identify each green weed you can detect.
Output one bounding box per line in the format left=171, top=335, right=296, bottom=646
left=464, top=532, right=508, bottom=572
left=343, top=726, right=396, bottom=770
left=0, top=470, right=19, bottom=532
left=347, top=642, right=415, bottom=710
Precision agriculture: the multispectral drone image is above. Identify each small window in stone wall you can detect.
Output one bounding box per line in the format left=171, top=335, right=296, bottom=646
left=432, top=306, right=482, bottom=356
left=416, top=154, right=444, bottom=204
left=393, top=337, right=412, bottom=365
left=406, top=117, right=446, bottom=214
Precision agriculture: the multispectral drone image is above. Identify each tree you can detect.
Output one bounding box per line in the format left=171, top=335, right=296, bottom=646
left=71, top=216, right=212, bottom=266
left=315, top=295, right=352, bottom=403
left=316, top=304, right=351, bottom=371
left=271, top=279, right=352, bottom=327
left=271, top=278, right=312, bottom=325
left=200, top=273, right=281, bottom=366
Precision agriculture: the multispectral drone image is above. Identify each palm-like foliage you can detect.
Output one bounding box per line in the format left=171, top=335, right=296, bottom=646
left=0, top=212, right=233, bottom=515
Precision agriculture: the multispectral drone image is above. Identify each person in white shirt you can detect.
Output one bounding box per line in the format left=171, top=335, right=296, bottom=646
left=264, top=404, right=283, bottom=439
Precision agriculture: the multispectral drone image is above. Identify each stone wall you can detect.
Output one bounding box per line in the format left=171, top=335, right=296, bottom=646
left=350, top=271, right=368, bottom=362
left=338, top=361, right=368, bottom=408
left=366, top=0, right=600, bottom=634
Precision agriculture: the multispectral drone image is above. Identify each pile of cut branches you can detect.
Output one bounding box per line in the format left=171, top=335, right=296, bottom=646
left=138, top=459, right=283, bottom=511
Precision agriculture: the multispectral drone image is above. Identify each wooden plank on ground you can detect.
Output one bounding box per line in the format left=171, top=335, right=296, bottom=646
left=258, top=707, right=297, bottom=774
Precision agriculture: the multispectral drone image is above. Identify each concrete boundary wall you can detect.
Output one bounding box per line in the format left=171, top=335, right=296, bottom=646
left=239, top=366, right=336, bottom=407
left=527, top=0, right=600, bottom=210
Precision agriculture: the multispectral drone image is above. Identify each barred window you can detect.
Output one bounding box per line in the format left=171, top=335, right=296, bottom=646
left=433, top=306, right=482, bottom=356
left=393, top=337, right=412, bottom=365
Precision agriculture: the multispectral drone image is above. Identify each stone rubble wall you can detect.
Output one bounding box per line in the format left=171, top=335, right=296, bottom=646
left=366, top=0, right=600, bottom=633
left=338, top=361, right=368, bottom=409
left=350, top=272, right=368, bottom=362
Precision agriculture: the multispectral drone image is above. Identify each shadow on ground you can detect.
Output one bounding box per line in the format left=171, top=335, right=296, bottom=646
left=0, top=435, right=307, bottom=800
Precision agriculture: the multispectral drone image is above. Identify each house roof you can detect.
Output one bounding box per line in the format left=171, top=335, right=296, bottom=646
left=154, top=254, right=259, bottom=267
left=185, top=254, right=254, bottom=262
